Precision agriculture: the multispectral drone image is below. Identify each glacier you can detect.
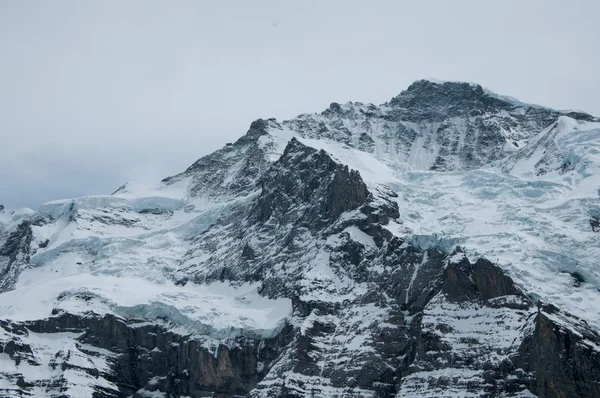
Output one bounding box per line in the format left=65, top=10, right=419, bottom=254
left=1, top=79, right=600, bottom=397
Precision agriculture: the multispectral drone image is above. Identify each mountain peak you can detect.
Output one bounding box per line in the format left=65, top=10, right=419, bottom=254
left=389, top=78, right=491, bottom=110
left=407, top=78, right=485, bottom=93
left=3, top=79, right=600, bottom=397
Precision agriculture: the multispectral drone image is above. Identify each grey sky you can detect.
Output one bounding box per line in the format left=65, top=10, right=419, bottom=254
left=1, top=1, right=599, bottom=209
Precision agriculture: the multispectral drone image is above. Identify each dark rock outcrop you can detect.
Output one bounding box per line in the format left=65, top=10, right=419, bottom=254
left=442, top=257, right=524, bottom=303
left=513, top=305, right=600, bottom=398
left=0, top=220, right=32, bottom=293
left=1, top=313, right=293, bottom=398
left=255, top=138, right=369, bottom=227
left=591, top=216, right=600, bottom=232
left=160, top=118, right=284, bottom=203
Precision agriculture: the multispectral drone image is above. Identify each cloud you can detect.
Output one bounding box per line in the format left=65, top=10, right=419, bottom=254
left=1, top=0, right=599, bottom=209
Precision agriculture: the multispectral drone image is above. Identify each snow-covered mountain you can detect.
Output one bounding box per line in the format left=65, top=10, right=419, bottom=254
left=2, top=79, right=600, bottom=397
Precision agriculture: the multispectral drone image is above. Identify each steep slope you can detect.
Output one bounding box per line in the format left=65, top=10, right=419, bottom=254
left=0, top=207, right=35, bottom=292
left=281, top=79, right=596, bottom=171
left=1, top=80, right=600, bottom=397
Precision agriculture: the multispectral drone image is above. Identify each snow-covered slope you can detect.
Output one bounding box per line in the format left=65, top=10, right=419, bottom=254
left=281, top=79, right=596, bottom=171
left=1, top=80, right=600, bottom=398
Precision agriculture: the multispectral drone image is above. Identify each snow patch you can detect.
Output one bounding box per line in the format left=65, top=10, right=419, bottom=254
left=0, top=275, right=292, bottom=340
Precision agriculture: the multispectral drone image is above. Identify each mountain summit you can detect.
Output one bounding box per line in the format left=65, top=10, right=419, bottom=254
left=1, top=80, right=600, bottom=397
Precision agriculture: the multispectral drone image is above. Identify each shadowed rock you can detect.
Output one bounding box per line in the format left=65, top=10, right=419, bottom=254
left=513, top=304, right=600, bottom=398
left=0, top=313, right=293, bottom=398
left=0, top=220, right=32, bottom=293
left=255, top=137, right=369, bottom=228
left=442, top=257, right=524, bottom=303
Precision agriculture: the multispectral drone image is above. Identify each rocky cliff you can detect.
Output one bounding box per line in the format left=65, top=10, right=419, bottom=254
left=1, top=80, right=600, bottom=397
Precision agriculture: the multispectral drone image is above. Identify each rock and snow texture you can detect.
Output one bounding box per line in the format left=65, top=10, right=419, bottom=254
left=2, top=79, right=600, bottom=397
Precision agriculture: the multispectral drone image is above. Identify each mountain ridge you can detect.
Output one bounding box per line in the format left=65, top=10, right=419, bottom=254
left=1, top=80, right=600, bottom=397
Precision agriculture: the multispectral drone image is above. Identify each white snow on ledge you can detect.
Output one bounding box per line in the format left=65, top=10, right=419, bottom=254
left=0, top=275, right=292, bottom=340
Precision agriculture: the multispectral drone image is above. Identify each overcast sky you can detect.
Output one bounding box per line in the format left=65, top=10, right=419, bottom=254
left=1, top=1, right=599, bottom=209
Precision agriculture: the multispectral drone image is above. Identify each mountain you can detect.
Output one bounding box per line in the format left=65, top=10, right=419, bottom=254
left=1, top=79, right=600, bottom=397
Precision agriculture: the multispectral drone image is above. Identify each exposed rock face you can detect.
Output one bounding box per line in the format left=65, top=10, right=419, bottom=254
left=255, top=138, right=369, bottom=227
left=513, top=305, right=600, bottom=398
left=282, top=80, right=596, bottom=172
left=0, top=220, right=32, bottom=292
left=2, top=80, right=600, bottom=397
left=158, top=118, right=277, bottom=202
left=1, top=314, right=293, bottom=397
left=441, top=256, right=524, bottom=303
left=591, top=216, right=600, bottom=232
